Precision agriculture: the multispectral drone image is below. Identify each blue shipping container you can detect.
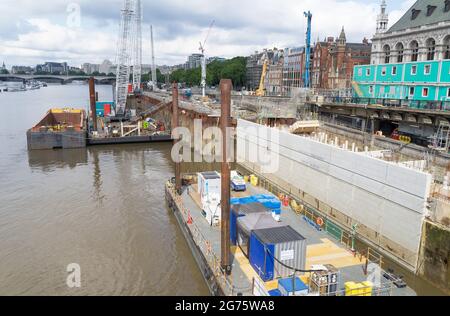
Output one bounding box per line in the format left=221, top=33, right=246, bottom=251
left=249, top=226, right=307, bottom=282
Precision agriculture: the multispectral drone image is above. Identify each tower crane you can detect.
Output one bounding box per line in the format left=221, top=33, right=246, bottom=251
left=132, top=0, right=143, bottom=93
left=114, top=0, right=142, bottom=117
left=199, top=20, right=215, bottom=98
left=303, top=11, right=312, bottom=89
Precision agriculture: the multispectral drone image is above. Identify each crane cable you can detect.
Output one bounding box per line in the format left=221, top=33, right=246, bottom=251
left=265, top=247, right=325, bottom=274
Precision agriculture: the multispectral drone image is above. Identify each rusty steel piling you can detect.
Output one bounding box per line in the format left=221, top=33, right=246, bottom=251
left=220, top=79, right=232, bottom=275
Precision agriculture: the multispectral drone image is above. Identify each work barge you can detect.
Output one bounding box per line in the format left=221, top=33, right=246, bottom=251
left=165, top=81, right=418, bottom=297
left=27, top=78, right=173, bottom=150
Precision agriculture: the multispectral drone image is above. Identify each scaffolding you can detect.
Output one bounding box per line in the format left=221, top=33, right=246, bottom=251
left=429, top=123, right=450, bottom=153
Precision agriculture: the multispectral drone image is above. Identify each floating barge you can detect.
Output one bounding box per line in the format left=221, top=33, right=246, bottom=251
left=27, top=108, right=87, bottom=150
left=165, top=176, right=417, bottom=297
left=27, top=108, right=172, bottom=150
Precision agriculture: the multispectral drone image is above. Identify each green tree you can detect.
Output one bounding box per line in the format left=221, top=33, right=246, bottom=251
left=0, top=69, right=9, bottom=75
left=169, top=57, right=246, bottom=89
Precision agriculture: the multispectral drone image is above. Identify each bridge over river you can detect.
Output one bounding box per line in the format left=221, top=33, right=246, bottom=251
left=0, top=74, right=116, bottom=84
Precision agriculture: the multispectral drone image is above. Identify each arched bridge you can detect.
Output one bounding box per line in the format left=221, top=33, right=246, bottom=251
left=0, top=74, right=116, bottom=84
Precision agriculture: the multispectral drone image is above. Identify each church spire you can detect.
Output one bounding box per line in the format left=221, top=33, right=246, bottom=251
left=376, top=0, right=389, bottom=35
left=338, top=26, right=346, bottom=45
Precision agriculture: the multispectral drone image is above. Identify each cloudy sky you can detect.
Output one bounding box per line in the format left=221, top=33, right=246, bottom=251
left=0, top=0, right=416, bottom=68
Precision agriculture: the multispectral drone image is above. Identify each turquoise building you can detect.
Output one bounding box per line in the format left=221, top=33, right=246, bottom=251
left=353, top=0, right=450, bottom=109
left=353, top=60, right=450, bottom=103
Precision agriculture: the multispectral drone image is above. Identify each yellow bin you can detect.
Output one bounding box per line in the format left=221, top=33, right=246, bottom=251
left=345, top=282, right=359, bottom=296
left=361, top=281, right=373, bottom=296
left=244, top=176, right=250, bottom=183
left=250, top=175, right=258, bottom=187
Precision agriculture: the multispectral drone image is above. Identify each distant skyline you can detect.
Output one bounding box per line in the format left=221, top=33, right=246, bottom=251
left=0, top=0, right=415, bottom=68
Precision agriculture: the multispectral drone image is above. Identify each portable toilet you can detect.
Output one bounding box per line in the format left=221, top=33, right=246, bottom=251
left=249, top=226, right=307, bottom=282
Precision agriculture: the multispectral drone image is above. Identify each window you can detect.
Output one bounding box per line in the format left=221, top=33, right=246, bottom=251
left=390, top=86, right=395, bottom=94
left=412, top=9, right=421, bottom=20
left=369, top=86, right=374, bottom=94
left=426, top=5, right=437, bottom=16
left=446, top=0, right=450, bottom=12
left=381, top=86, right=385, bottom=94
left=396, top=43, right=404, bottom=63
left=411, top=65, right=417, bottom=75
left=423, top=87, right=429, bottom=97
left=358, top=68, right=363, bottom=76
left=425, top=64, right=431, bottom=75
left=426, top=38, right=436, bottom=61
left=410, top=41, right=419, bottom=62
left=448, top=88, right=450, bottom=98
left=409, top=87, right=415, bottom=96
left=445, top=36, right=450, bottom=60
left=392, top=66, right=397, bottom=75
left=383, top=45, right=391, bottom=63
left=382, top=67, right=387, bottom=75
left=366, top=68, right=371, bottom=76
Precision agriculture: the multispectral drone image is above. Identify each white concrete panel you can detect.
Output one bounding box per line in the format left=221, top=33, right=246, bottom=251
left=237, top=120, right=431, bottom=254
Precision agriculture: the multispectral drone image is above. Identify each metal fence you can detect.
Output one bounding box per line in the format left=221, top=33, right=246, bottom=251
left=317, top=96, right=450, bottom=112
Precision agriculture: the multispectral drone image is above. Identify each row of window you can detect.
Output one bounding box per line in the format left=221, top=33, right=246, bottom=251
left=367, top=86, right=450, bottom=98
left=382, top=36, right=450, bottom=63
left=358, top=63, right=444, bottom=77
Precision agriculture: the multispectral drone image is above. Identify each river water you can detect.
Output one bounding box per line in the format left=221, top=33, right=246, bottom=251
left=0, top=84, right=209, bottom=295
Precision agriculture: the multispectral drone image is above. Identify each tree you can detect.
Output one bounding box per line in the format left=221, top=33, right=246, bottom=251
left=169, top=57, right=246, bottom=89
left=1, top=69, right=9, bottom=74
left=107, top=72, right=115, bottom=77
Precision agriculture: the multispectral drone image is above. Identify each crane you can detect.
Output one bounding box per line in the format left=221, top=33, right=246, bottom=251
left=255, top=59, right=268, bottom=97
left=199, top=20, right=215, bottom=98
left=303, top=11, right=312, bottom=89
left=114, top=0, right=142, bottom=117
left=132, top=0, right=143, bottom=93
left=150, top=25, right=157, bottom=90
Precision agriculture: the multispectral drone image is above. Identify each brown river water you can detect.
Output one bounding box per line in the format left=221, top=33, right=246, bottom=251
left=0, top=84, right=445, bottom=296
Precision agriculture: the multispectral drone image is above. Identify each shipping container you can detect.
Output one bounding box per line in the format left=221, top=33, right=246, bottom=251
left=230, top=203, right=270, bottom=246
left=249, top=226, right=307, bottom=282
left=236, top=212, right=287, bottom=257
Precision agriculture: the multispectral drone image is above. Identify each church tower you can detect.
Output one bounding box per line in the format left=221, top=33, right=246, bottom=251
left=376, top=0, right=389, bottom=34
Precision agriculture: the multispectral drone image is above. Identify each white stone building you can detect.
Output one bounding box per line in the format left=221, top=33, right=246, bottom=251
left=371, top=0, right=450, bottom=65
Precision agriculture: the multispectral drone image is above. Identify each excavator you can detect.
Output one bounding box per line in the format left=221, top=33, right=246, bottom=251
left=255, top=59, right=268, bottom=97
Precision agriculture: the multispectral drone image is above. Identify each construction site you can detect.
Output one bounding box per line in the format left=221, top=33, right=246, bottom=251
left=23, top=0, right=450, bottom=295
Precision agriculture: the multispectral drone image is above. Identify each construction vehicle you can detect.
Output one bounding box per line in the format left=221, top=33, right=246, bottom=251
left=255, top=59, right=268, bottom=97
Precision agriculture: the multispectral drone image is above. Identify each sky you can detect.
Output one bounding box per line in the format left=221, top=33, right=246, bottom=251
left=0, top=0, right=417, bottom=68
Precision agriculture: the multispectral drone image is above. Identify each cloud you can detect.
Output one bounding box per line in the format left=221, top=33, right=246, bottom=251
left=0, top=0, right=415, bottom=67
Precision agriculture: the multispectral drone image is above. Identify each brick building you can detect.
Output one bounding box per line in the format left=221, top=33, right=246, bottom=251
left=312, top=28, right=371, bottom=91
left=265, top=48, right=284, bottom=95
